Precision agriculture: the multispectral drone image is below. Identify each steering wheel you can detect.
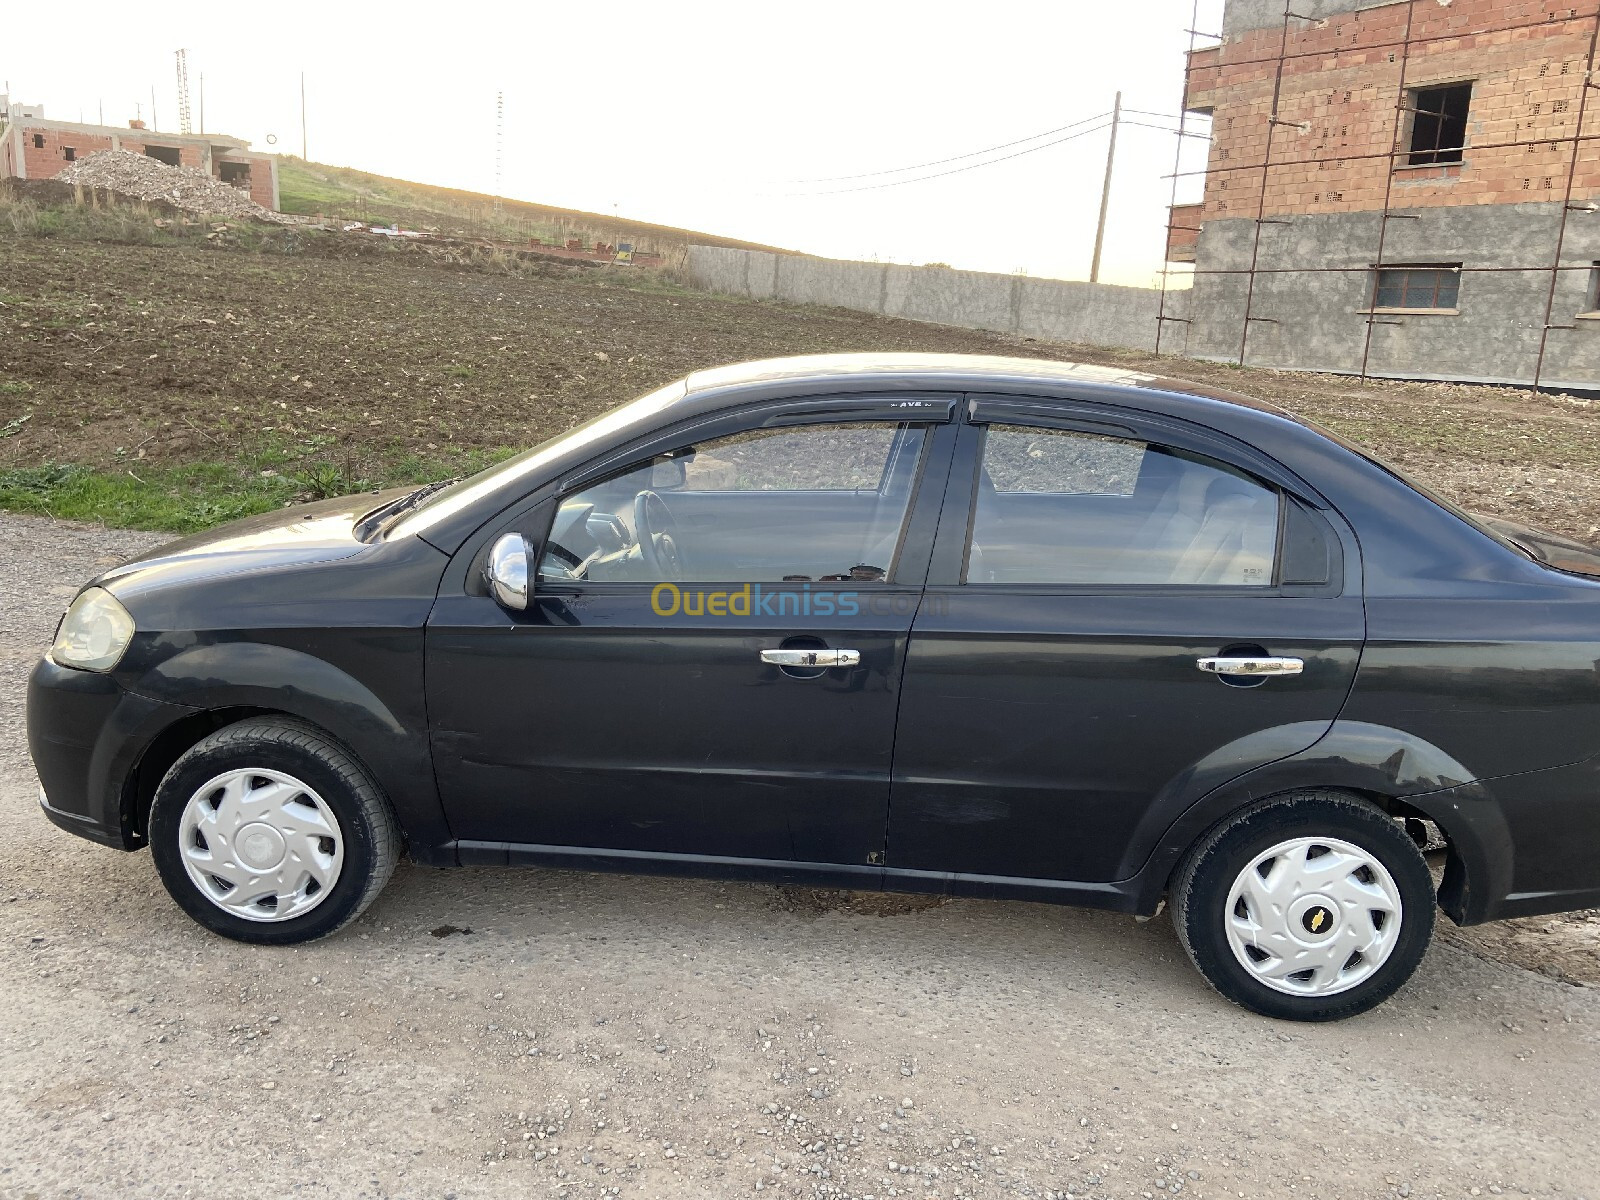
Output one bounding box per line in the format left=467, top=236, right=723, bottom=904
left=633, top=489, right=685, bottom=581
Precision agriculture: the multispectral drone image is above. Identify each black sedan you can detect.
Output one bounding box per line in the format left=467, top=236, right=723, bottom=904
left=27, top=353, right=1600, bottom=1021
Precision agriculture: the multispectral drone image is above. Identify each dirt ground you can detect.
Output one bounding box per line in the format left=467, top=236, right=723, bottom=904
left=2, top=235, right=1599, bottom=541
left=3, top=514, right=1600, bottom=1200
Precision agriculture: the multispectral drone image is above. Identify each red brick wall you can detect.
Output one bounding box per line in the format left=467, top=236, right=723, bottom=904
left=245, top=157, right=275, bottom=211
left=118, top=139, right=206, bottom=171
left=18, top=127, right=115, bottom=178
left=1187, top=0, right=1600, bottom=220
left=1167, top=203, right=1202, bottom=261
left=212, top=153, right=277, bottom=210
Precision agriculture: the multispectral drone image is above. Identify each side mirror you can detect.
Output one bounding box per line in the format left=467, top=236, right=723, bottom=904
left=485, top=533, right=530, bottom=611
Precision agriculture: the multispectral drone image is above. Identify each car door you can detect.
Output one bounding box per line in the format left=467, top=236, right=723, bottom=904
left=887, top=397, right=1364, bottom=886
left=425, top=399, right=957, bottom=876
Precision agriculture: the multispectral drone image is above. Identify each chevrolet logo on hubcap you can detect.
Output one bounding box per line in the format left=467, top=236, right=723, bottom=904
left=1302, top=906, right=1333, bottom=935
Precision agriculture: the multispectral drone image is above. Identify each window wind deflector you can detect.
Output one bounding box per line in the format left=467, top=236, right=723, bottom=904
left=966, top=399, right=1138, bottom=440
left=760, top=397, right=957, bottom=426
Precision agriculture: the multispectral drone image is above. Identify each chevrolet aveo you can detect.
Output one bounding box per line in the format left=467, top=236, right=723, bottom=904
left=28, top=354, right=1600, bottom=1021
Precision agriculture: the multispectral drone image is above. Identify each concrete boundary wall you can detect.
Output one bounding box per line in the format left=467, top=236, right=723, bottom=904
left=686, top=245, right=1188, bottom=355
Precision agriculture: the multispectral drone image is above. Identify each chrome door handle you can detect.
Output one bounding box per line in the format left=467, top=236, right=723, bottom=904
left=1197, top=656, right=1304, bottom=677
left=760, top=648, right=861, bottom=668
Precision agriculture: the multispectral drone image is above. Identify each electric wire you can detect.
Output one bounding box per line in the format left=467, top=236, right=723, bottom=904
left=788, top=109, right=1112, bottom=184
left=788, top=120, right=1114, bottom=196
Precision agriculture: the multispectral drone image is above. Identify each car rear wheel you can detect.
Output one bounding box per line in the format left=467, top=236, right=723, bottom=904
left=1171, top=790, right=1434, bottom=1021
left=148, top=719, right=400, bottom=944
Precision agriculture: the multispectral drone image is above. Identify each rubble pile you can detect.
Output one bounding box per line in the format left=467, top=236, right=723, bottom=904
left=55, top=149, right=297, bottom=224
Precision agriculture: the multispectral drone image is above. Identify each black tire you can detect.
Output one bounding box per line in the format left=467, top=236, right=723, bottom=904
left=148, top=718, right=400, bottom=945
left=1171, top=790, right=1434, bottom=1021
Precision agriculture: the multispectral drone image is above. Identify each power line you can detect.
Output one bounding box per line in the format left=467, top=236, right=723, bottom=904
left=1123, top=107, right=1182, bottom=120
left=788, top=119, right=1114, bottom=195
left=1122, top=118, right=1211, bottom=138
left=789, top=110, right=1112, bottom=184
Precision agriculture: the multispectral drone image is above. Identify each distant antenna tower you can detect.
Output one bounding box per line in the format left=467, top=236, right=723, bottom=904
left=175, top=49, right=193, bottom=135
left=494, top=90, right=505, bottom=209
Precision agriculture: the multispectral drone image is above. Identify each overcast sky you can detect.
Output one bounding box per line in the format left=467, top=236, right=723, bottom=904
left=5, top=1, right=1220, bottom=287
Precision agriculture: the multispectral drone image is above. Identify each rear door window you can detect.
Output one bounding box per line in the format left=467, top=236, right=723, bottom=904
left=968, top=425, right=1281, bottom=586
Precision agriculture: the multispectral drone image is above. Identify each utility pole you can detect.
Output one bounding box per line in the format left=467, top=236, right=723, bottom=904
left=199, top=73, right=204, bottom=134
left=1090, top=90, right=1122, bottom=284
left=150, top=85, right=158, bottom=131
left=300, top=72, right=308, bottom=160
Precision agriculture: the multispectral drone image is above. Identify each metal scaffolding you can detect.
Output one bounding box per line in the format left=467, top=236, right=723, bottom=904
left=1154, top=0, right=1600, bottom=388
left=1155, top=0, right=1210, bottom=355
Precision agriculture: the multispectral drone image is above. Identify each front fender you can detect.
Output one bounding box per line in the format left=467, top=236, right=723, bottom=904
left=122, top=637, right=453, bottom=862
left=1125, top=720, right=1514, bottom=925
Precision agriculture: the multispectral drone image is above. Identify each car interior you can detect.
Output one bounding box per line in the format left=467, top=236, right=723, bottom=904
left=538, top=423, right=928, bottom=584
left=534, top=420, right=1280, bottom=589
left=966, top=427, right=1281, bottom=587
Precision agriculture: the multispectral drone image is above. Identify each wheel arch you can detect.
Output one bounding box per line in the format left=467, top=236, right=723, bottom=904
left=121, top=705, right=277, bottom=843
left=119, top=640, right=453, bottom=864
left=1129, top=721, right=1514, bottom=926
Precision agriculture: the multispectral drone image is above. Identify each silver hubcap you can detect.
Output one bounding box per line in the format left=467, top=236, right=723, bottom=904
left=178, top=768, right=344, bottom=922
left=1224, top=835, right=1403, bottom=997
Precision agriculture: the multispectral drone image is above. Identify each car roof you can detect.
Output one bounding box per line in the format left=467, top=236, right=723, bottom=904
left=681, top=352, right=1292, bottom=419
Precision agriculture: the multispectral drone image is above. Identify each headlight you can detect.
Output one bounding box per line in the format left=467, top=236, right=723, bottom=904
left=50, top=587, right=136, bottom=672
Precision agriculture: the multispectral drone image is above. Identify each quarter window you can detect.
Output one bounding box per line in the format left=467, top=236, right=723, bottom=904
left=1372, top=265, right=1460, bottom=311
left=539, top=422, right=926, bottom=585
left=967, top=425, right=1280, bottom=587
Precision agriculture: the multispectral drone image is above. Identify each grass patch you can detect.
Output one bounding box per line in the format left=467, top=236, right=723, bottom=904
left=273, top=157, right=789, bottom=254
left=0, top=462, right=296, bottom=531
left=0, top=446, right=521, bottom=533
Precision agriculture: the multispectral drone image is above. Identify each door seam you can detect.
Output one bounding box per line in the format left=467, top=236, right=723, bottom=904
left=881, top=408, right=969, bottom=873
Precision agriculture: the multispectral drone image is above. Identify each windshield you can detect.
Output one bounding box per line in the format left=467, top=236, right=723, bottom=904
left=387, top=379, right=688, bottom=540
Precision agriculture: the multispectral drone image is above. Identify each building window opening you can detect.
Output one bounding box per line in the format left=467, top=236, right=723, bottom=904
left=219, top=160, right=251, bottom=188
left=63, top=146, right=76, bottom=162
left=1372, top=264, right=1462, bottom=311
left=31, top=134, right=44, bottom=149
left=1583, top=263, right=1600, bottom=316
left=1407, top=82, right=1472, bottom=165
left=143, top=145, right=182, bottom=167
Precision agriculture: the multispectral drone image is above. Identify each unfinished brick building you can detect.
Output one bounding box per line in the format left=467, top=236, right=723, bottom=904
left=0, top=98, right=278, bottom=211
left=1169, top=0, right=1600, bottom=389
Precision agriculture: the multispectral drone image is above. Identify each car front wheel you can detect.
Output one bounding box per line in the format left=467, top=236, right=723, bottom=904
left=148, top=719, right=400, bottom=944
left=1171, top=790, right=1435, bottom=1021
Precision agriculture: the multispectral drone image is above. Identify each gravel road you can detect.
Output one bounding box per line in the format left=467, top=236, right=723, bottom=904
left=1, top=513, right=1597, bottom=1200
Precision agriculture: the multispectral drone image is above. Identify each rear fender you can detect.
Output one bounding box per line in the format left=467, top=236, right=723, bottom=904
left=1127, top=720, right=1512, bottom=925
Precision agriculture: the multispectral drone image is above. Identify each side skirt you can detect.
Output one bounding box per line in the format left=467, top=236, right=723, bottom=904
left=451, top=840, right=1143, bottom=913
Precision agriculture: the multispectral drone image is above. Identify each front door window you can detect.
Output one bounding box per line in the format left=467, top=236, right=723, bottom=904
left=539, top=422, right=927, bottom=584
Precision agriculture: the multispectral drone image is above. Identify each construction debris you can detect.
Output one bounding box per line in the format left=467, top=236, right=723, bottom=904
left=55, top=149, right=298, bottom=224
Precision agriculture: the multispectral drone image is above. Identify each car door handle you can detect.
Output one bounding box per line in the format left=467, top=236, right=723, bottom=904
left=760, top=648, right=861, bottom=668
left=1197, top=655, right=1304, bottom=677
